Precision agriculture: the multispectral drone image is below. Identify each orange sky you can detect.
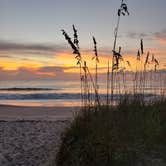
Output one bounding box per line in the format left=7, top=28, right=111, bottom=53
left=0, top=36, right=165, bottom=80
left=0, top=48, right=165, bottom=81
left=1, top=48, right=165, bottom=70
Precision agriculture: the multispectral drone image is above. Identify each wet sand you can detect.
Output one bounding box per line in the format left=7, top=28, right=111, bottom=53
left=0, top=105, right=79, bottom=121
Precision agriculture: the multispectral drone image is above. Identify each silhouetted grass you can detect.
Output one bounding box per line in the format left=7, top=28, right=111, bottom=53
left=59, top=1, right=165, bottom=165
left=55, top=97, right=166, bottom=166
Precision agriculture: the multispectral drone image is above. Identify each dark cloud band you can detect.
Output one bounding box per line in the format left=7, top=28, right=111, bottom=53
left=0, top=40, right=69, bottom=55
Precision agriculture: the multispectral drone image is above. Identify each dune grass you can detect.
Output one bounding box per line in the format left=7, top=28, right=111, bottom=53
left=55, top=98, right=166, bottom=166
left=59, top=2, right=165, bottom=165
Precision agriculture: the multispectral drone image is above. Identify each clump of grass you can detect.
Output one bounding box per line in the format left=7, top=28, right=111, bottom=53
left=55, top=98, right=166, bottom=166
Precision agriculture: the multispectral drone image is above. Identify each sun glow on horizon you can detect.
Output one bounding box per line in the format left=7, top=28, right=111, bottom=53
left=0, top=48, right=165, bottom=80
left=0, top=59, right=44, bottom=70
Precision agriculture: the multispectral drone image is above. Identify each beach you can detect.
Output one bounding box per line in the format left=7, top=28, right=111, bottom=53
left=0, top=105, right=78, bottom=121
left=0, top=105, right=78, bottom=166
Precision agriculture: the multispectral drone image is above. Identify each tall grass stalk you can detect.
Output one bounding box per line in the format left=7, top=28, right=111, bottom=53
left=111, top=0, right=129, bottom=103
left=106, top=60, right=110, bottom=106
left=61, top=27, right=84, bottom=106
left=92, top=36, right=99, bottom=105
left=86, top=67, right=101, bottom=107
left=143, top=51, right=150, bottom=95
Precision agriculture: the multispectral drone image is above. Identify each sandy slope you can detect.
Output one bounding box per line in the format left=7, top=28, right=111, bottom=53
left=0, top=120, right=70, bottom=166
left=0, top=105, right=78, bottom=166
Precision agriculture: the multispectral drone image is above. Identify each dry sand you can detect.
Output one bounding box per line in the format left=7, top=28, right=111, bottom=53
left=0, top=105, right=79, bottom=166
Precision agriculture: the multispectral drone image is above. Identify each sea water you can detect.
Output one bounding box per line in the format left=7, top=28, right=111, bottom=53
left=0, top=71, right=165, bottom=107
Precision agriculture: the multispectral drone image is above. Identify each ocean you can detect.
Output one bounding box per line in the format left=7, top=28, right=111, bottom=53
left=0, top=80, right=82, bottom=107
left=0, top=72, right=165, bottom=107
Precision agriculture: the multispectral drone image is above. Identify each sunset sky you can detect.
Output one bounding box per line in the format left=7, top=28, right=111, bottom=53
left=0, top=0, right=166, bottom=80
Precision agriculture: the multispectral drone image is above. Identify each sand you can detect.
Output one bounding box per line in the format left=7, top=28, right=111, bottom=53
left=0, top=105, right=79, bottom=166
left=0, top=105, right=79, bottom=121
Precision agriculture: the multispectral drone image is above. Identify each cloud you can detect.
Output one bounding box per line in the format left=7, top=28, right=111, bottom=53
left=0, top=55, right=12, bottom=58
left=0, top=40, right=69, bottom=55
left=0, top=59, right=165, bottom=81
left=0, top=40, right=117, bottom=59
left=126, top=29, right=166, bottom=45
left=126, top=32, right=149, bottom=39
left=153, top=29, right=166, bottom=38
left=0, top=66, right=80, bottom=81
left=153, top=29, right=166, bottom=45
left=0, top=38, right=165, bottom=75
